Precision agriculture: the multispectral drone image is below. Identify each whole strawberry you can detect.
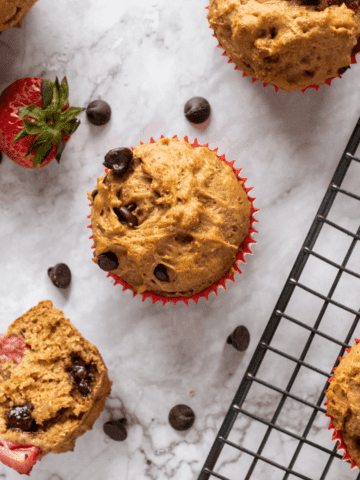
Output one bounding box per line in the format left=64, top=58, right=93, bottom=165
left=0, top=76, right=84, bottom=168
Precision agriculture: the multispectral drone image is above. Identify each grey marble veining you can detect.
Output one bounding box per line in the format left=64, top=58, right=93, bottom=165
left=0, top=0, right=360, bottom=479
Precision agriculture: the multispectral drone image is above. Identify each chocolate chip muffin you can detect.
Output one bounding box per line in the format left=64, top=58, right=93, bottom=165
left=88, top=137, right=252, bottom=298
left=207, top=0, right=360, bottom=92
left=326, top=340, right=360, bottom=468
left=0, top=300, right=112, bottom=469
left=0, top=0, right=39, bottom=31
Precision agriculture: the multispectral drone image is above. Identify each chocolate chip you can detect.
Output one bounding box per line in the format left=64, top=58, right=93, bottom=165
left=103, top=418, right=127, bottom=441
left=7, top=404, right=37, bottom=432
left=91, top=189, right=98, bottom=201
left=126, top=203, right=137, bottom=212
left=356, top=438, right=360, bottom=448
left=86, top=99, right=112, bottom=126
left=168, top=405, right=195, bottom=431
left=338, top=66, right=350, bottom=75
left=48, top=263, right=71, bottom=289
left=226, top=326, right=250, bottom=352
left=103, top=148, right=133, bottom=177
left=184, top=97, right=211, bottom=124
left=154, top=264, right=170, bottom=282
left=114, top=207, right=138, bottom=227
left=98, top=252, right=119, bottom=271
left=68, top=357, right=94, bottom=396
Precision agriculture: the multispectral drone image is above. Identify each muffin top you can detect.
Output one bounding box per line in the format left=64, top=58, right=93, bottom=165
left=0, top=300, right=112, bottom=457
left=89, top=137, right=251, bottom=297
left=0, top=0, right=39, bottom=31
left=207, top=0, right=360, bottom=92
left=326, top=341, right=360, bottom=468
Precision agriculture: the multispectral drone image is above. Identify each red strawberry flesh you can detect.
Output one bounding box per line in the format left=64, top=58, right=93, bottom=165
left=0, top=334, right=42, bottom=475
left=0, top=77, right=71, bottom=168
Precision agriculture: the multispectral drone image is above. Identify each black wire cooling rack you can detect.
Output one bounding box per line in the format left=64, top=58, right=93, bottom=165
left=197, top=117, right=360, bottom=480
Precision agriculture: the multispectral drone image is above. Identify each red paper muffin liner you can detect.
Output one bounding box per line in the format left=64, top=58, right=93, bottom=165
left=87, top=134, right=259, bottom=305
left=324, top=338, right=360, bottom=470
left=0, top=334, right=42, bottom=475
left=205, top=4, right=360, bottom=93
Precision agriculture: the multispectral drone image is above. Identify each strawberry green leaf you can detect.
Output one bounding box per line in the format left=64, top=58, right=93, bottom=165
left=18, top=105, right=45, bottom=122
left=33, top=139, right=54, bottom=166
left=60, top=77, right=69, bottom=110
left=55, top=140, right=66, bottom=163
left=41, top=80, right=54, bottom=110
left=24, top=131, right=53, bottom=157
left=23, top=119, right=45, bottom=135
left=52, top=78, right=61, bottom=111
left=12, top=129, right=29, bottom=143
left=63, top=119, right=80, bottom=135
left=62, top=107, right=85, bottom=123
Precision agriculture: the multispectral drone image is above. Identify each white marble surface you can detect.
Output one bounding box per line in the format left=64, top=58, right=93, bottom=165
left=0, top=0, right=360, bottom=479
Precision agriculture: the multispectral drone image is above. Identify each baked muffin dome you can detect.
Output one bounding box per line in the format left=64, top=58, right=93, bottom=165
left=207, top=0, right=360, bottom=92
left=0, top=301, right=112, bottom=460
left=326, top=341, right=360, bottom=468
left=89, top=137, right=251, bottom=298
left=0, top=0, right=39, bottom=31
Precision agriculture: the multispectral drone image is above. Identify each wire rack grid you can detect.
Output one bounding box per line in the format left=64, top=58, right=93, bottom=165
left=197, top=117, right=360, bottom=480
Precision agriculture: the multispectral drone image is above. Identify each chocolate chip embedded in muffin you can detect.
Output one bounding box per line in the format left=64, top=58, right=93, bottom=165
left=338, top=66, right=350, bottom=75
left=103, top=148, right=133, bottom=177
left=184, top=97, right=211, bottom=124
left=114, top=207, right=138, bottom=227
left=154, top=264, right=170, bottom=282
left=103, top=418, right=127, bottom=441
left=97, top=252, right=119, bottom=271
left=168, top=405, right=195, bottom=431
left=47, top=263, right=72, bottom=289
left=7, top=404, right=37, bottom=432
left=226, top=326, right=250, bottom=352
left=67, top=356, right=95, bottom=397
left=91, top=189, right=98, bottom=201
left=86, top=100, right=111, bottom=126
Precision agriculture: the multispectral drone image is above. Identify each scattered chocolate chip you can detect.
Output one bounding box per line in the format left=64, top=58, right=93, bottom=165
left=7, top=404, right=37, bottom=432
left=103, top=148, right=133, bottom=177
left=168, top=405, right=195, bottom=431
left=48, top=263, right=72, bottom=289
left=227, top=326, right=250, bottom=352
left=126, top=203, right=137, bottom=212
left=98, top=252, right=119, bottom=271
left=338, top=66, right=350, bottom=75
left=103, top=418, right=127, bottom=441
left=86, top=99, right=112, bottom=126
left=184, top=97, right=211, bottom=124
left=114, top=206, right=138, bottom=227
left=91, top=189, right=98, bottom=201
left=154, top=264, right=170, bottom=282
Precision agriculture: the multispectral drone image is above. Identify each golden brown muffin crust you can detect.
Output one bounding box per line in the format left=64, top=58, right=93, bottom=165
left=0, top=301, right=112, bottom=458
left=326, top=342, right=360, bottom=468
left=207, top=0, right=360, bottom=91
left=89, top=137, right=251, bottom=297
left=0, top=0, right=39, bottom=31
